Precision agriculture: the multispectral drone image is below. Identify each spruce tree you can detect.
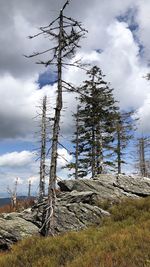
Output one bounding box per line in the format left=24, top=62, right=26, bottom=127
left=67, top=66, right=119, bottom=179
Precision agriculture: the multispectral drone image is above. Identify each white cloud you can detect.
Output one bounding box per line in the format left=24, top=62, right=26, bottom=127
left=135, top=94, right=150, bottom=134
left=57, top=148, right=73, bottom=168
left=0, top=151, right=35, bottom=167
left=0, top=148, right=72, bottom=195
left=0, top=0, right=150, bottom=193
left=0, top=74, right=56, bottom=140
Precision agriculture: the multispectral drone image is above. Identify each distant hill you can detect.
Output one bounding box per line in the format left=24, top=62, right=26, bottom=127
left=0, top=196, right=27, bottom=207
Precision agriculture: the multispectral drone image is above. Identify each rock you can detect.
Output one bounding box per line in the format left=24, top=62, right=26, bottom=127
left=57, top=190, right=99, bottom=205
left=114, top=174, right=150, bottom=196
left=58, top=174, right=150, bottom=199
left=0, top=212, right=39, bottom=250
left=0, top=174, right=150, bottom=250
left=21, top=191, right=110, bottom=233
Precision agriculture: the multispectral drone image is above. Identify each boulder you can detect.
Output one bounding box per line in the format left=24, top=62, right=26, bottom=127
left=114, top=174, right=150, bottom=196
left=0, top=212, right=39, bottom=250
left=58, top=174, right=150, bottom=199
left=21, top=191, right=110, bottom=233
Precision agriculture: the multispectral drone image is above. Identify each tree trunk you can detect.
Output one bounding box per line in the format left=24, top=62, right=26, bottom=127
left=91, top=125, right=96, bottom=178
left=39, top=96, right=47, bottom=201
left=41, top=10, right=63, bottom=236
left=139, top=138, right=146, bottom=177
left=117, top=124, right=121, bottom=174
left=75, top=105, right=79, bottom=179
left=28, top=180, right=31, bottom=198
left=96, top=123, right=103, bottom=175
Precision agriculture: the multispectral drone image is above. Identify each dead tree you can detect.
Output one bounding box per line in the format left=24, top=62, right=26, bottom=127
left=7, top=177, right=18, bottom=209
left=28, top=179, right=31, bottom=198
left=39, top=96, right=47, bottom=201
left=74, top=105, right=80, bottom=179
left=26, top=0, right=87, bottom=236
left=136, top=136, right=150, bottom=177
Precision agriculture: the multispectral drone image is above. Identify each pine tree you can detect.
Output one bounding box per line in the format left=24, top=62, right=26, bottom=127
left=67, top=66, right=118, bottom=179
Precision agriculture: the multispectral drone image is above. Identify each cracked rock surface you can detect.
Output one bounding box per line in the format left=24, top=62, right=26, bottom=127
left=0, top=174, right=150, bottom=250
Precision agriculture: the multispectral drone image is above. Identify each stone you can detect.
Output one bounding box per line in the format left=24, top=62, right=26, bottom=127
left=58, top=174, right=150, bottom=199
left=114, top=174, right=150, bottom=196
left=0, top=212, right=39, bottom=250
left=0, top=174, right=150, bottom=250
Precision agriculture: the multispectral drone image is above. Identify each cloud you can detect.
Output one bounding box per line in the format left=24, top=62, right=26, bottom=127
left=0, top=0, right=150, bottom=140
left=135, top=93, right=150, bottom=134
left=0, top=151, right=35, bottom=167
left=0, top=74, right=56, bottom=140
left=0, top=148, right=72, bottom=196
left=57, top=148, right=73, bottom=169
left=0, top=0, right=150, bottom=192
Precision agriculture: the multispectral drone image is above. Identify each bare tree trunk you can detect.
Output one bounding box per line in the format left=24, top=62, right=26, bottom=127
left=41, top=10, right=63, bottom=236
left=91, top=126, right=96, bottom=178
left=117, top=125, right=121, bottom=174
left=28, top=179, right=31, bottom=198
left=26, top=0, right=87, bottom=236
left=75, top=105, right=79, bottom=179
left=139, top=138, right=146, bottom=177
left=39, top=96, right=47, bottom=201
left=8, top=178, right=18, bottom=210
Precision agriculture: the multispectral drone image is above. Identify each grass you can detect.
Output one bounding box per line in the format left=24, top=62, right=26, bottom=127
left=0, top=197, right=150, bottom=267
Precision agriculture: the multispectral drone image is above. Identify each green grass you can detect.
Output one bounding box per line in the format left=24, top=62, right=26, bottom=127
left=0, top=197, right=150, bottom=267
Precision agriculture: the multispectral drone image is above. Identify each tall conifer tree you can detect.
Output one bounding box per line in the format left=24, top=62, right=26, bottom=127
left=67, top=66, right=118, bottom=178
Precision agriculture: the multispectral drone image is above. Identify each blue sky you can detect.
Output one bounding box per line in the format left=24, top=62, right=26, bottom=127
left=0, top=0, right=150, bottom=197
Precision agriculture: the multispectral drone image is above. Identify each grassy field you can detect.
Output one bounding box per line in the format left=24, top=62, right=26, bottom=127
left=0, top=197, right=150, bottom=267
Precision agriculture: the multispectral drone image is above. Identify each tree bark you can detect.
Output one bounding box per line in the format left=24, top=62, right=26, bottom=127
left=139, top=138, right=146, bottom=177
left=41, top=10, right=63, bottom=236
left=117, top=124, right=121, bottom=174
left=39, top=96, right=47, bottom=200
left=75, top=105, right=79, bottom=179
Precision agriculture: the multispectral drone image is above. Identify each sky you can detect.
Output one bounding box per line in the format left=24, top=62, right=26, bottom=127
left=0, top=0, right=150, bottom=197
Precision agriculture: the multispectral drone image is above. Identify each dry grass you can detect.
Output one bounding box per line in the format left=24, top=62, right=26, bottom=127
left=0, top=197, right=149, bottom=267
left=0, top=198, right=35, bottom=214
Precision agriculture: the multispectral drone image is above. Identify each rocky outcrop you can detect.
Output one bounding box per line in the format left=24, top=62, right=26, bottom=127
left=114, top=174, right=150, bottom=196
left=0, top=212, right=39, bottom=250
left=0, top=174, right=150, bottom=250
left=21, top=191, right=110, bottom=232
left=58, top=174, right=150, bottom=199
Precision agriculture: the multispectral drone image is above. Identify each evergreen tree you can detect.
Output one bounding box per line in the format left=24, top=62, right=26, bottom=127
left=67, top=66, right=119, bottom=179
